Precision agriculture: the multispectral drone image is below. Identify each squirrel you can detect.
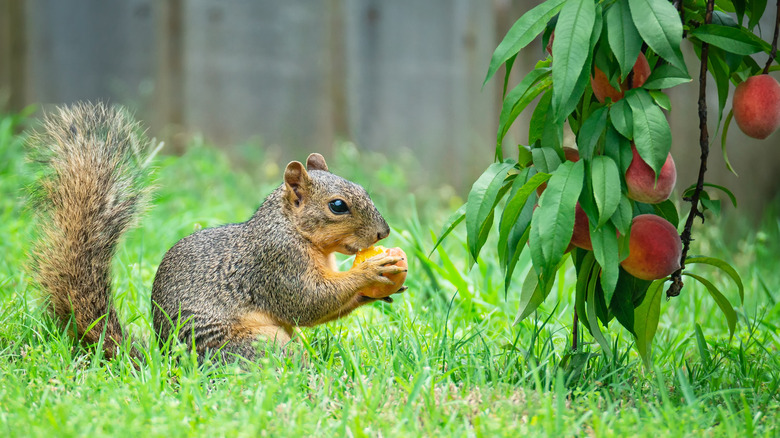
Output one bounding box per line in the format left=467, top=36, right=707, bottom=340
left=28, top=102, right=406, bottom=362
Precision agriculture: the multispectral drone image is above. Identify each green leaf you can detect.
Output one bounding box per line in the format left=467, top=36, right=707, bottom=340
left=721, top=110, right=739, bottom=176
left=590, top=221, right=620, bottom=303
left=682, top=182, right=738, bottom=208
left=484, top=0, right=567, bottom=86
left=685, top=256, right=744, bottom=304
left=611, top=195, right=633, bottom=235
left=504, top=202, right=535, bottom=293
left=465, top=162, right=515, bottom=263
left=586, top=266, right=613, bottom=357
left=532, top=147, right=562, bottom=173
left=575, top=251, right=597, bottom=332
left=603, top=124, right=632, bottom=179
left=577, top=106, right=609, bottom=161
left=514, top=256, right=566, bottom=324
left=551, top=0, right=596, bottom=120
left=530, top=160, right=585, bottom=288
left=694, top=323, right=712, bottom=367
left=747, top=0, right=768, bottom=30
left=683, top=273, right=737, bottom=340
left=690, top=24, right=770, bottom=55
left=498, top=170, right=549, bottom=265
left=633, top=279, right=664, bottom=368
left=610, top=99, right=633, bottom=138
left=649, top=90, right=671, bottom=111
left=626, top=89, right=672, bottom=177
left=628, top=0, right=687, bottom=73
left=497, top=68, right=553, bottom=159
left=529, top=91, right=553, bottom=145
left=430, top=203, right=466, bottom=256
left=700, top=46, right=731, bottom=128
left=606, top=0, right=643, bottom=79
left=590, top=155, right=621, bottom=227
left=642, top=64, right=692, bottom=89
left=652, top=199, right=679, bottom=228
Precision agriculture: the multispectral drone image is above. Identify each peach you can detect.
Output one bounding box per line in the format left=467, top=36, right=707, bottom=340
left=625, top=143, right=676, bottom=204
left=536, top=147, right=580, bottom=196
left=591, top=53, right=651, bottom=103
left=353, top=246, right=408, bottom=298
left=732, top=74, right=780, bottom=139
left=620, top=214, right=681, bottom=281
left=570, top=203, right=592, bottom=251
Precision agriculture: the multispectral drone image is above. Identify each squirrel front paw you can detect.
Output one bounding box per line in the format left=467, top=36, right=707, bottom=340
left=353, top=248, right=408, bottom=299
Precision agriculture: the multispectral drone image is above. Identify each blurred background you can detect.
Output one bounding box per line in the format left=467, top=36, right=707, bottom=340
left=1, top=0, right=778, bottom=217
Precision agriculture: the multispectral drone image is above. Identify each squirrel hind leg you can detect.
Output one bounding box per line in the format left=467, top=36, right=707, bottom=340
left=208, top=311, right=294, bottom=362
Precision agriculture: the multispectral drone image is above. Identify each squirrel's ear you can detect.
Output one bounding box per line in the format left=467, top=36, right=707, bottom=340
left=284, top=161, right=311, bottom=207
left=306, top=153, right=329, bottom=172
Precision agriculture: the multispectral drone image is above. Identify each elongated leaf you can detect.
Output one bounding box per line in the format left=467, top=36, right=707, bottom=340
left=498, top=68, right=553, bottom=158
left=577, top=106, right=609, bottom=161
left=747, top=0, right=768, bottom=30
left=633, top=279, right=664, bottom=368
left=649, top=90, right=671, bottom=111
left=721, top=110, right=739, bottom=176
left=590, top=221, right=620, bottom=303
left=532, top=147, right=562, bottom=173
left=626, top=89, right=672, bottom=177
left=575, top=251, right=597, bottom=331
left=591, top=156, right=621, bottom=227
left=484, top=0, right=567, bottom=86
left=682, top=182, right=738, bottom=208
left=642, top=64, right=692, bottom=89
left=529, top=91, right=553, bottom=145
left=690, top=24, right=770, bottom=55
left=430, top=203, right=466, bottom=256
left=652, top=199, right=679, bottom=228
left=610, top=99, right=633, bottom=138
left=685, top=256, right=744, bottom=303
left=504, top=205, right=534, bottom=293
left=628, top=0, right=687, bottom=73
left=466, top=162, right=515, bottom=262
left=690, top=44, right=730, bottom=131
left=551, top=0, right=596, bottom=120
left=499, top=169, right=547, bottom=264
left=606, top=0, right=643, bottom=78
left=611, top=195, right=633, bottom=235
left=684, top=273, right=737, bottom=340
left=586, top=266, right=613, bottom=357
left=529, top=160, right=585, bottom=288
left=514, top=256, right=567, bottom=324
left=694, top=323, right=712, bottom=367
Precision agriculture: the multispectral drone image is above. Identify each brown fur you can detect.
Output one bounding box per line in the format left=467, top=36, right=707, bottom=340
left=29, top=101, right=405, bottom=363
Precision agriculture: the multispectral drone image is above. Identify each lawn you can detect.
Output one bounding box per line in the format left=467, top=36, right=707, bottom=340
left=1, top=110, right=779, bottom=437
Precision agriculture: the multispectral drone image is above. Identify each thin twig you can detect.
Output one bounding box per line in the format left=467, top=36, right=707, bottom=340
left=667, top=0, right=715, bottom=299
left=763, top=0, right=780, bottom=74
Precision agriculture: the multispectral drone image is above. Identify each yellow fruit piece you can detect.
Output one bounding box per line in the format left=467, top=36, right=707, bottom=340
left=352, top=245, right=386, bottom=266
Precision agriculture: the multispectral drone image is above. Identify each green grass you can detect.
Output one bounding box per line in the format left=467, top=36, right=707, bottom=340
left=1, top=110, right=779, bottom=437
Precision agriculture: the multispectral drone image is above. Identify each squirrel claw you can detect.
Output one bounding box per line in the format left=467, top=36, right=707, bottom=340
left=380, top=296, right=394, bottom=303
left=396, top=286, right=408, bottom=293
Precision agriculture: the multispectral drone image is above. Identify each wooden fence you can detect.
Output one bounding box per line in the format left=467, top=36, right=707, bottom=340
left=1, top=0, right=778, bottom=215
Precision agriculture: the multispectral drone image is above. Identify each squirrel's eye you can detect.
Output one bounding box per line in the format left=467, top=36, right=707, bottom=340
left=328, top=199, right=350, bottom=215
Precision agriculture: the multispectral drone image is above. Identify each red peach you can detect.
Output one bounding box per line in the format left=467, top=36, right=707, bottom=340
left=591, top=53, right=651, bottom=103
left=620, top=214, right=681, bottom=281
left=626, top=143, right=676, bottom=204
left=732, top=74, right=780, bottom=139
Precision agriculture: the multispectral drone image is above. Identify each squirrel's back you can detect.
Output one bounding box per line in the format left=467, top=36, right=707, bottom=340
left=28, top=102, right=154, bottom=358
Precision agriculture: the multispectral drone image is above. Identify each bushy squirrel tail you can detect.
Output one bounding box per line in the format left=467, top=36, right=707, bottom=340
left=28, top=102, right=157, bottom=359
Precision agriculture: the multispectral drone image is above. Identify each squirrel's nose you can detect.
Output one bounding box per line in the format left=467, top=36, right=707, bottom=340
left=377, top=223, right=390, bottom=241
